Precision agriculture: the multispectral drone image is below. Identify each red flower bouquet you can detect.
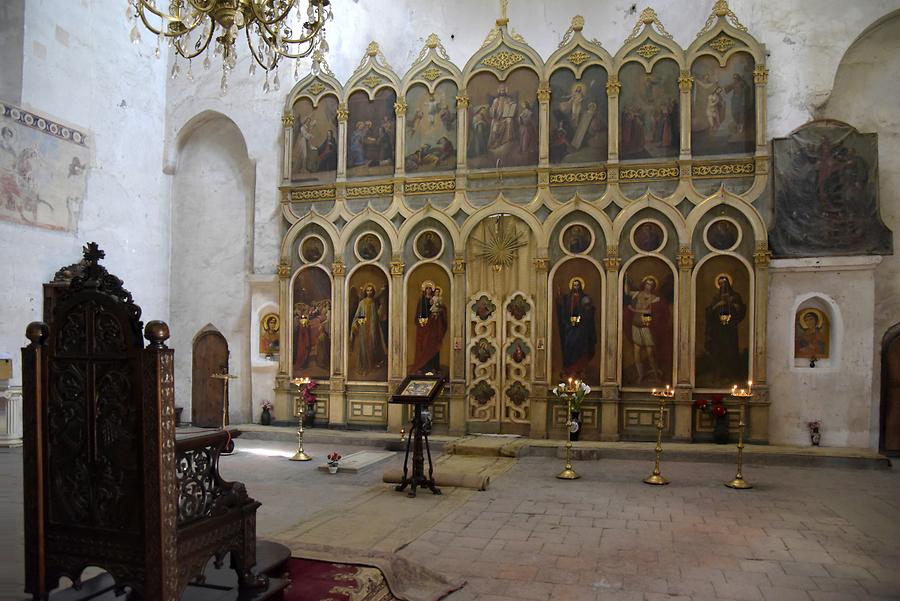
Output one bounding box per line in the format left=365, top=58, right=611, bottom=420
left=694, top=394, right=727, bottom=417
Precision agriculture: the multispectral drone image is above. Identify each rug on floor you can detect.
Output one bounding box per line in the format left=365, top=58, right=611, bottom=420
left=284, top=543, right=465, bottom=601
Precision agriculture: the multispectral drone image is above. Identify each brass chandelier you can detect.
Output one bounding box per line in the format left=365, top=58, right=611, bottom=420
left=128, top=0, right=332, bottom=93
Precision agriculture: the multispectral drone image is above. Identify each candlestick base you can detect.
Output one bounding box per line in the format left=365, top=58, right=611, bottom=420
left=290, top=449, right=312, bottom=462
left=725, top=476, right=752, bottom=489
left=557, top=467, right=579, bottom=479
left=643, top=473, right=669, bottom=485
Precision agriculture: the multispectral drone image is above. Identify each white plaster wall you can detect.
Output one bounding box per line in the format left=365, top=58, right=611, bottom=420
left=819, top=12, right=900, bottom=449
left=768, top=258, right=880, bottom=448
left=170, top=114, right=255, bottom=424
left=250, top=276, right=280, bottom=423
left=0, top=0, right=168, bottom=385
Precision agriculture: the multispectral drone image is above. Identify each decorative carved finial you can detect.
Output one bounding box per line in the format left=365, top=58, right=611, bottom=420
left=572, top=15, right=585, bottom=31
left=25, top=321, right=49, bottom=345
left=83, top=241, right=105, bottom=265
left=144, top=320, right=171, bottom=349
left=497, top=0, right=509, bottom=25
left=366, top=41, right=379, bottom=56
left=625, top=6, right=674, bottom=43
left=697, top=0, right=748, bottom=37
left=426, top=33, right=439, bottom=48
left=714, top=0, right=730, bottom=16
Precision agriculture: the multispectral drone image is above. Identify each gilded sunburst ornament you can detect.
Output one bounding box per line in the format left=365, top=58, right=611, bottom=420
left=474, top=216, right=527, bottom=272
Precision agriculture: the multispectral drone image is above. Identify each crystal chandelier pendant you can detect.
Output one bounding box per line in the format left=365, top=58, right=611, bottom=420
left=273, top=71, right=280, bottom=92
left=130, top=25, right=141, bottom=44
left=170, top=61, right=180, bottom=80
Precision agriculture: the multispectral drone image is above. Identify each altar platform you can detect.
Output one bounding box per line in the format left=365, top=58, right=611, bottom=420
left=227, top=424, right=891, bottom=470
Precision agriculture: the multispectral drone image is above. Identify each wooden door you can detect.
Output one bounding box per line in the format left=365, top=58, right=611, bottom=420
left=192, top=330, right=229, bottom=428
left=880, top=327, right=900, bottom=455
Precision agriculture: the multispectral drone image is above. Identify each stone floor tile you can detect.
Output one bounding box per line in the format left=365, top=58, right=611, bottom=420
left=781, top=562, right=831, bottom=577
left=503, top=580, right=555, bottom=601
left=712, top=581, right=765, bottom=601
left=495, top=564, right=539, bottom=581
left=757, top=585, right=813, bottom=601
left=822, top=564, right=874, bottom=581
left=741, top=560, right=785, bottom=574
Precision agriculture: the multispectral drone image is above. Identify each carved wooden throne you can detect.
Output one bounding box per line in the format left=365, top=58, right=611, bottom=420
left=21, top=243, right=267, bottom=600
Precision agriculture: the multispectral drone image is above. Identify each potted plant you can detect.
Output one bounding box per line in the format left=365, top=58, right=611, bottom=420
left=301, top=379, right=318, bottom=427
left=807, top=420, right=821, bottom=446
left=695, top=395, right=728, bottom=443
left=326, top=451, right=341, bottom=474
left=551, top=378, right=590, bottom=441
left=259, top=399, right=274, bottom=426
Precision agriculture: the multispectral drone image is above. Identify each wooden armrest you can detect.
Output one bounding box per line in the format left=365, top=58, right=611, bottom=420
left=175, top=429, right=251, bottom=527
left=175, top=428, right=242, bottom=454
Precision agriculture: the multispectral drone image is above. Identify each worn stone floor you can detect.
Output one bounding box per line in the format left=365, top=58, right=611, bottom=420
left=2, top=439, right=900, bottom=601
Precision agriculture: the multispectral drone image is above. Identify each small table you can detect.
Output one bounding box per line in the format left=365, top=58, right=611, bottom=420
left=389, top=374, right=446, bottom=498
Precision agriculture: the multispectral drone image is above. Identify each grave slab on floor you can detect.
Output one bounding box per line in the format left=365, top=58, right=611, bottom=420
left=317, top=450, right=396, bottom=474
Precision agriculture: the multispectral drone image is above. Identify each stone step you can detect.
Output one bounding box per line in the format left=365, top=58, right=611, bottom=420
left=316, top=450, right=396, bottom=474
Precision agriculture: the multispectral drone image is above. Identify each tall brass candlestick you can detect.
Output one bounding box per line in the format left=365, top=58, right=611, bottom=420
left=557, top=398, right=579, bottom=480
left=644, top=386, right=673, bottom=485
left=726, top=382, right=753, bottom=489
left=290, top=377, right=312, bottom=462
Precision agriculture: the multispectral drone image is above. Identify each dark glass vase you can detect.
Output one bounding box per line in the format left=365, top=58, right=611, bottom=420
left=569, top=410, right=581, bottom=442
left=260, top=408, right=272, bottom=426
left=713, top=414, right=729, bottom=444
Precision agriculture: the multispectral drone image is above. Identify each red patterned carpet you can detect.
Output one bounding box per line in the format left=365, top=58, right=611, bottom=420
left=284, top=557, right=396, bottom=601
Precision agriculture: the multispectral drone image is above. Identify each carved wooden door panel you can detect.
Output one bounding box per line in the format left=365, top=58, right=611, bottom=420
left=191, top=330, right=228, bottom=427
left=881, top=331, right=900, bottom=455
left=466, top=291, right=533, bottom=434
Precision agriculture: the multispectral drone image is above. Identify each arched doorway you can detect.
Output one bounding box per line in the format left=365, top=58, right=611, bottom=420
left=880, top=325, right=900, bottom=455
left=192, top=327, right=229, bottom=428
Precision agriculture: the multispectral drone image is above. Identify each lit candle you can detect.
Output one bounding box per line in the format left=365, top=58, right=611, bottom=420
left=652, top=388, right=657, bottom=394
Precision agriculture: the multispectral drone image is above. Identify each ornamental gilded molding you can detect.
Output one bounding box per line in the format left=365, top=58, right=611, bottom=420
left=619, top=166, right=679, bottom=181
left=753, top=65, right=769, bottom=85
left=549, top=169, right=607, bottom=185
left=708, top=35, right=735, bottom=53
left=404, top=178, right=455, bottom=195
left=605, top=77, right=621, bottom=97
left=636, top=43, right=661, bottom=59
left=697, top=0, right=748, bottom=37
left=567, top=50, right=590, bottom=66
left=676, top=246, right=694, bottom=271
left=604, top=248, right=620, bottom=272
left=288, top=186, right=336, bottom=202
left=277, top=262, right=291, bottom=279
left=754, top=241, right=772, bottom=266
left=281, top=113, right=294, bottom=128
left=452, top=258, right=466, bottom=274
left=306, top=81, right=327, bottom=96
left=336, top=103, right=349, bottom=123
left=390, top=260, right=405, bottom=276
left=537, top=85, right=551, bottom=103
left=362, top=73, right=384, bottom=89
left=482, top=50, right=525, bottom=71
left=455, top=94, right=470, bottom=109
left=533, top=257, right=549, bottom=271
left=422, top=66, right=443, bottom=81
left=678, top=71, right=694, bottom=92
left=692, top=161, right=754, bottom=178
left=331, top=260, right=346, bottom=277
left=625, top=7, right=673, bottom=43
left=394, top=99, right=408, bottom=116
left=346, top=183, right=394, bottom=198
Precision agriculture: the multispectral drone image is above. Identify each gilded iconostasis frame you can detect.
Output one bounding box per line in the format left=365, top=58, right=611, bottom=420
left=273, top=2, right=773, bottom=444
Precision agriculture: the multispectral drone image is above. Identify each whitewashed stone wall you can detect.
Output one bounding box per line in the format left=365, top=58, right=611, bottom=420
left=0, top=0, right=168, bottom=386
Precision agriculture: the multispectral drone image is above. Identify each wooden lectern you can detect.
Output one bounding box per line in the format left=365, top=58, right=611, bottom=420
left=390, top=373, right=445, bottom=498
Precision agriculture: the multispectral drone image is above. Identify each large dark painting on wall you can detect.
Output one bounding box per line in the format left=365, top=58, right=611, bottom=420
left=694, top=256, right=750, bottom=389
left=291, top=95, right=339, bottom=184
left=621, top=257, right=674, bottom=388
left=770, top=120, right=891, bottom=258
left=551, top=258, right=602, bottom=385
left=405, top=80, right=458, bottom=173
left=347, top=264, right=389, bottom=381
left=347, top=88, right=397, bottom=179
left=549, top=66, right=608, bottom=164
left=619, top=59, right=680, bottom=160
left=691, top=53, right=755, bottom=156
left=466, top=69, right=539, bottom=169
left=292, top=267, right=332, bottom=379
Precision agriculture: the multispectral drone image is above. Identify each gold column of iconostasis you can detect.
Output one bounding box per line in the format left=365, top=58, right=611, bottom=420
left=272, top=2, right=772, bottom=443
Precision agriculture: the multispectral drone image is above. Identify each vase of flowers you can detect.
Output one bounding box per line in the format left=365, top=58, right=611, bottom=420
left=695, top=395, right=729, bottom=444
left=301, top=379, right=318, bottom=427
left=260, top=400, right=274, bottom=426
left=807, top=420, right=821, bottom=446
left=326, top=451, right=341, bottom=474
left=551, top=378, right=590, bottom=441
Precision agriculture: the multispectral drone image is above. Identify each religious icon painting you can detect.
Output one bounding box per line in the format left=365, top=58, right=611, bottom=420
left=259, top=312, right=280, bottom=357
left=465, top=69, right=540, bottom=169
left=705, top=219, right=740, bottom=251
left=794, top=307, right=830, bottom=360
left=292, top=266, right=332, bottom=379
left=414, top=230, right=443, bottom=260
left=346, top=88, right=397, bottom=179
left=290, top=95, right=339, bottom=184
left=621, top=257, right=675, bottom=388
left=549, top=66, right=609, bottom=164
left=300, top=235, right=326, bottom=263
left=551, top=258, right=602, bottom=385
left=404, top=80, right=458, bottom=173
left=694, top=255, right=750, bottom=389
left=347, top=264, right=389, bottom=382
left=406, top=264, right=450, bottom=375
left=631, top=220, right=666, bottom=253
left=560, top=223, right=594, bottom=255
left=690, top=53, right=755, bottom=156
left=618, top=59, right=680, bottom=160
left=355, top=232, right=383, bottom=262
